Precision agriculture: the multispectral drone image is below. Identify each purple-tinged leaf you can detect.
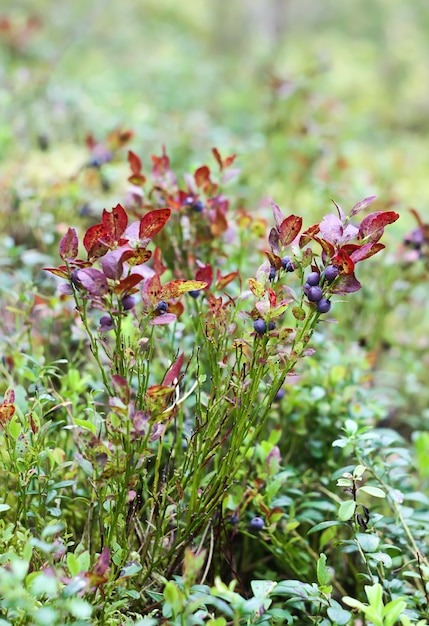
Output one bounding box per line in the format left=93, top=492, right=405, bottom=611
left=112, top=375, right=130, bottom=404
left=358, top=211, right=399, bottom=243
left=331, top=199, right=346, bottom=222
left=163, top=353, right=184, bottom=387
left=319, top=214, right=343, bottom=244
left=270, top=199, right=285, bottom=231
left=77, top=268, right=109, bottom=296
left=268, top=227, right=280, bottom=254
left=350, top=195, right=377, bottom=217
left=101, top=249, right=124, bottom=280
left=331, top=273, right=362, bottom=294
left=150, top=313, right=177, bottom=325
left=59, top=228, right=78, bottom=261
left=348, top=242, right=385, bottom=263
left=299, top=223, right=320, bottom=248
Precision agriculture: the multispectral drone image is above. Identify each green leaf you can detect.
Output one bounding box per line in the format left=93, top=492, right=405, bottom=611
left=0, top=504, right=11, bottom=513
left=359, top=486, right=385, bottom=498
left=73, top=418, right=96, bottom=434
left=365, top=583, right=383, bottom=613
left=338, top=500, right=356, bottom=521
left=327, top=605, right=352, bottom=625
left=383, top=598, right=407, bottom=626
left=307, top=520, right=344, bottom=535
left=353, top=464, right=366, bottom=478
left=316, top=553, right=330, bottom=587
left=355, top=533, right=380, bottom=553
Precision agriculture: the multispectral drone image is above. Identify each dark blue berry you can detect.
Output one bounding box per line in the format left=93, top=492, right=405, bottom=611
left=121, top=295, right=135, bottom=310
left=99, top=315, right=113, bottom=331
left=268, top=321, right=276, bottom=331
left=253, top=319, right=267, bottom=335
left=285, top=261, right=294, bottom=272
left=250, top=516, right=264, bottom=531
left=324, top=265, right=339, bottom=284
left=156, top=301, right=168, bottom=314
left=229, top=514, right=239, bottom=525
left=281, top=256, right=290, bottom=270
left=268, top=266, right=276, bottom=281
left=192, top=200, right=204, bottom=213
left=275, top=388, right=286, bottom=401
left=307, top=271, right=320, bottom=286
left=303, top=282, right=310, bottom=295
left=317, top=298, right=332, bottom=314
left=307, top=286, right=323, bottom=303
left=188, top=290, right=201, bottom=299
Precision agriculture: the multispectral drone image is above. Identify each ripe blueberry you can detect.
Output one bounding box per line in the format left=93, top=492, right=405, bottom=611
left=99, top=315, right=113, bottom=331
left=250, top=516, right=264, bottom=531
left=275, top=388, right=286, bottom=401
left=156, top=301, right=168, bottom=314
left=307, top=271, right=320, bottom=286
left=281, top=256, right=294, bottom=272
left=268, top=266, right=276, bottom=282
left=317, top=298, right=331, bottom=314
left=253, top=319, right=267, bottom=335
left=303, top=282, right=310, bottom=295
left=268, top=321, right=276, bottom=331
left=192, top=200, right=204, bottom=213
left=229, top=514, right=239, bottom=525
left=188, top=290, right=201, bottom=299
left=121, top=295, right=135, bottom=310
left=307, top=286, right=323, bottom=302
left=324, top=265, right=339, bottom=284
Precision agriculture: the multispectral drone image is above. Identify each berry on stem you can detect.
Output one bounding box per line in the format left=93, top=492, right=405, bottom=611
left=156, top=301, right=169, bottom=314
left=268, top=321, right=276, bottom=331
left=317, top=298, right=331, bottom=314
left=307, top=286, right=323, bottom=302
left=253, top=319, right=267, bottom=335
left=121, top=294, right=135, bottom=310
left=324, top=265, right=339, bottom=284
left=250, top=517, right=264, bottom=531
left=269, top=266, right=276, bottom=282
left=307, top=271, right=320, bottom=286
left=188, top=290, right=201, bottom=299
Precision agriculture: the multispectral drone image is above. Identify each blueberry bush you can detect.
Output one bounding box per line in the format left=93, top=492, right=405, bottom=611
left=1, top=1, right=429, bottom=624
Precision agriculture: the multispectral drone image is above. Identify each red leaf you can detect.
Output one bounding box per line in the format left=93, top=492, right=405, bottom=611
left=102, top=204, right=128, bottom=242
left=151, top=146, right=170, bottom=175
left=212, top=147, right=236, bottom=171
left=268, top=288, right=276, bottom=308
left=264, top=251, right=282, bottom=270
left=358, top=211, right=399, bottom=243
left=153, top=247, right=167, bottom=276
left=268, top=227, right=280, bottom=254
left=77, top=268, right=109, bottom=296
left=93, top=547, right=110, bottom=577
left=128, top=173, right=146, bottom=186
left=195, top=263, right=213, bottom=288
left=350, top=195, right=377, bottom=217
left=299, top=223, right=320, bottom=248
left=112, top=375, right=130, bottom=404
left=279, top=215, right=302, bottom=246
left=114, top=273, right=144, bottom=294
left=348, top=242, right=385, bottom=263
left=128, top=150, right=142, bottom=175
left=314, top=236, right=335, bottom=258
left=212, top=147, right=223, bottom=170
left=0, top=389, right=15, bottom=429
left=120, top=248, right=152, bottom=268
left=163, top=353, right=184, bottom=387
left=44, top=266, right=70, bottom=279
left=83, top=223, right=109, bottom=259
left=332, top=249, right=355, bottom=275
left=270, top=199, right=285, bottom=231
left=194, top=165, right=210, bottom=188
left=216, top=270, right=239, bottom=291
left=142, top=274, right=162, bottom=307
left=59, top=228, right=78, bottom=261
left=160, top=280, right=208, bottom=299
left=139, top=208, right=171, bottom=240
left=331, top=273, right=362, bottom=294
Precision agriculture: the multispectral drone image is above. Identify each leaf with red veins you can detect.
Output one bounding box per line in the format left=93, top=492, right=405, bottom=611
left=279, top=215, right=302, bottom=247
left=101, top=249, right=124, bottom=280
left=332, top=249, right=355, bottom=275
left=83, top=223, right=110, bottom=259
left=77, top=268, right=109, bottom=296
left=357, top=211, right=400, bottom=243
left=299, top=223, right=320, bottom=248
left=195, top=262, right=213, bottom=289
left=163, top=353, right=184, bottom=387
left=319, top=213, right=343, bottom=244
left=270, top=199, right=285, bottom=231
left=150, top=313, right=177, bottom=325
left=216, top=270, right=239, bottom=291
left=160, top=280, right=208, bottom=299
left=113, top=273, right=144, bottom=295
left=120, top=247, right=152, bottom=268
left=347, top=242, right=385, bottom=263
left=59, top=227, right=79, bottom=261
left=102, top=204, right=128, bottom=243
left=269, top=227, right=280, bottom=254
left=350, top=195, right=377, bottom=217
left=265, top=251, right=282, bottom=270
left=331, top=273, right=362, bottom=294
left=139, top=208, right=171, bottom=241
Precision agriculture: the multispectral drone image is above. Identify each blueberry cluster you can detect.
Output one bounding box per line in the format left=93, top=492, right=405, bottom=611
left=254, top=319, right=276, bottom=335
left=281, top=256, right=294, bottom=272
left=302, top=267, right=337, bottom=314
